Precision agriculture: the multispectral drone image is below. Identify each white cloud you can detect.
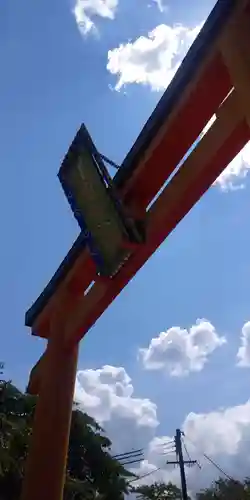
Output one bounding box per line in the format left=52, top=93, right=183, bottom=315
left=182, top=400, right=250, bottom=490
left=75, top=365, right=158, bottom=452
left=73, top=0, right=118, bottom=35
left=107, top=22, right=250, bottom=190
left=133, top=400, right=250, bottom=495
left=131, top=435, right=184, bottom=489
left=74, top=364, right=250, bottom=493
left=237, top=321, right=250, bottom=367
left=200, top=115, right=250, bottom=191
left=214, top=141, right=250, bottom=192
left=139, top=319, right=226, bottom=376
left=183, top=402, right=250, bottom=458
left=107, top=22, right=202, bottom=91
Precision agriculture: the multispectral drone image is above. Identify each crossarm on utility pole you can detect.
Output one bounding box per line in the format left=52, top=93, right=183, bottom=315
left=166, top=429, right=197, bottom=500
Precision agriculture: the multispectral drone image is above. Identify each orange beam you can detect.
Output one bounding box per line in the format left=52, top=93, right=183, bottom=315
left=219, top=7, right=250, bottom=129
left=121, top=54, right=231, bottom=210
left=29, top=91, right=250, bottom=383
left=26, top=0, right=250, bottom=347
left=26, top=0, right=250, bottom=376
left=62, top=90, right=249, bottom=346
left=32, top=0, right=250, bottom=339
left=32, top=58, right=233, bottom=339
left=23, top=6, right=250, bottom=500
left=30, top=1, right=250, bottom=343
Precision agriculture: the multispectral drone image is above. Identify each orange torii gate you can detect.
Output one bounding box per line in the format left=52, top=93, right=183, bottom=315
left=21, top=1, right=250, bottom=499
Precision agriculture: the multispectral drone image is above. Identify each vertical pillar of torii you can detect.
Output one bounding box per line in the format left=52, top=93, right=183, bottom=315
left=21, top=314, right=79, bottom=500
left=19, top=3, right=250, bottom=500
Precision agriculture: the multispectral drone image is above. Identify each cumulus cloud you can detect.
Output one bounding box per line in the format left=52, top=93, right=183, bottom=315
left=107, top=21, right=250, bottom=190
left=214, top=141, right=250, bottom=192
left=237, top=321, right=250, bottom=367
left=73, top=0, right=118, bottom=35
left=183, top=400, right=250, bottom=490
left=139, top=319, right=226, bottom=377
left=74, top=363, right=250, bottom=493
left=183, top=402, right=250, bottom=458
left=107, top=22, right=202, bottom=91
left=133, top=400, right=250, bottom=495
left=75, top=365, right=158, bottom=452
left=200, top=115, right=250, bottom=191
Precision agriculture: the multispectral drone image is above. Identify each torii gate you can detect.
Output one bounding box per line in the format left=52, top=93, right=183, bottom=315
left=21, top=1, right=250, bottom=499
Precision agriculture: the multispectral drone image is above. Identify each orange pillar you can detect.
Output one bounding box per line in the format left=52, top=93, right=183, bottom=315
left=21, top=333, right=78, bottom=500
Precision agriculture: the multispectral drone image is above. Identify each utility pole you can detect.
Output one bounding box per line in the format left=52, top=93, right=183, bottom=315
left=166, top=429, right=196, bottom=500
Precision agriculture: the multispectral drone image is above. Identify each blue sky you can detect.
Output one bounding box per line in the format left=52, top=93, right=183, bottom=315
left=1, top=0, right=250, bottom=493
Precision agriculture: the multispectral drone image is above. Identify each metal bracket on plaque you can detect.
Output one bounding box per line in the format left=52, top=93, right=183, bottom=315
left=58, top=124, right=146, bottom=278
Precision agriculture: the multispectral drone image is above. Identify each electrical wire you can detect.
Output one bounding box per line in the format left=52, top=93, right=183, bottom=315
left=202, top=452, right=234, bottom=482
left=113, top=449, right=143, bottom=457
left=114, top=440, right=174, bottom=462
left=125, top=431, right=234, bottom=489
left=128, top=466, right=162, bottom=484
left=120, top=458, right=144, bottom=466
left=112, top=440, right=175, bottom=481
left=182, top=437, right=201, bottom=470
left=161, top=448, right=176, bottom=456
left=182, top=438, right=192, bottom=462
left=154, top=439, right=175, bottom=448
left=117, top=453, right=144, bottom=462
left=183, top=433, right=234, bottom=481
left=112, top=449, right=143, bottom=459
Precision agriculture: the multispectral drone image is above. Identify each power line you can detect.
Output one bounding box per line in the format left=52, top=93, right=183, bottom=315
left=158, top=442, right=176, bottom=455
left=121, top=458, right=145, bottom=466
left=112, top=452, right=143, bottom=461
left=154, top=439, right=175, bottom=449
left=113, top=436, right=189, bottom=487
left=112, top=448, right=143, bottom=458
left=182, top=438, right=201, bottom=470
left=182, top=439, right=192, bottom=462
left=112, top=448, right=145, bottom=468
left=126, top=433, right=193, bottom=490
left=166, top=429, right=197, bottom=500
left=114, top=450, right=144, bottom=467
left=118, top=429, right=235, bottom=491
left=202, top=452, right=234, bottom=482
left=183, top=433, right=234, bottom=482
left=128, top=467, right=162, bottom=484
left=113, top=440, right=175, bottom=463
left=161, top=448, right=176, bottom=456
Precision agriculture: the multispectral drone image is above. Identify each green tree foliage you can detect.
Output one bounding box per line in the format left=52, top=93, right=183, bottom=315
left=65, top=408, right=132, bottom=500
left=0, top=378, right=132, bottom=500
left=0, top=380, right=36, bottom=500
left=3, top=374, right=250, bottom=500
left=133, top=476, right=250, bottom=500
left=196, top=477, right=250, bottom=499
left=133, top=481, right=184, bottom=500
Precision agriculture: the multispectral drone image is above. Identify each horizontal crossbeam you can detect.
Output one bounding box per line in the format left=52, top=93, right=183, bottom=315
left=27, top=0, right=250, bottom=392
